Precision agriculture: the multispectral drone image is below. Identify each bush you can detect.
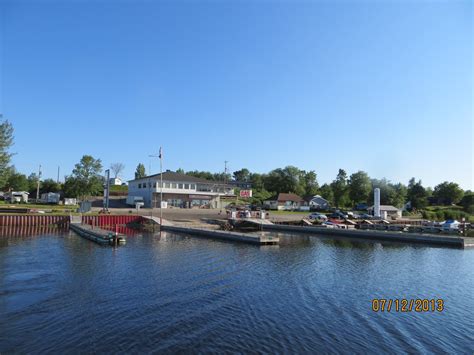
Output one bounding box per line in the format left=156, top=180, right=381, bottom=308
left=422, top=211, right=436, bottom=220
left=110, top=185, right=128, bottom=192
left=423, top=208, right=472, bottom=221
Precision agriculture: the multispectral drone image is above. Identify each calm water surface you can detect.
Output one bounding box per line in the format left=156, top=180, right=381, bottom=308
left=0, top=227, right=473, bottom=353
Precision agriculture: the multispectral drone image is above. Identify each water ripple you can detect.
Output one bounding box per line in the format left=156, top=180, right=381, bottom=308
left=0, top=230, right=473, bottom=353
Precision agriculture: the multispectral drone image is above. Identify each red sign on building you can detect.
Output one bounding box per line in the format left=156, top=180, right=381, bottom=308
left=239, top=190, right=253, bottom=198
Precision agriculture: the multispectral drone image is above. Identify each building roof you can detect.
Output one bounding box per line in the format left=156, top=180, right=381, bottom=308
left=303, top=194, right=328, bottom=203
left=129, top=171, right=228, bottom=185
left=277, top=193, right=304, bottom=202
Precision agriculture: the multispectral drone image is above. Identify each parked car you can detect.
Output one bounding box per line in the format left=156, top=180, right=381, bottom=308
left=321, top=221, right=341, bottom=228
left=359, top=213, right=373, bottom=219
left=308, top=213, right=328, bottom=221
left=329, top=212, right=348, bottom=219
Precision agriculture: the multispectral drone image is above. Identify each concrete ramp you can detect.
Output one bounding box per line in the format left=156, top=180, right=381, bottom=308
left=239, top=218, right=274, bottom=225
left=70, top=215, right=82, bottom=224
left=302, top=218, right=313, bottom=226
left=141, top=216, right=174, bottom=226
left=162, top=225, right=278, bottom=245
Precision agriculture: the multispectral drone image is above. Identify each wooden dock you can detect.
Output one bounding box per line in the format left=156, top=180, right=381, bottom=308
left=70, top=223, right=127, bottom=246
left=162, top=225, right=278, bottom=245
left=261, top=224, right=474, bottom=249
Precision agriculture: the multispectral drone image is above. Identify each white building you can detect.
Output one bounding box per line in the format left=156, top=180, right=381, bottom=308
left=127, top=171, right=235, bottom=208
left=8, top=191, right=29, bottom=203
left=40, top=192, right=60, bottom=204
left=368, top=205, right=402, bottom=219
left=264, top=193, right=307, bottom=211
left=109, top=177, right=123, bottom=186
left=64, top=198, right=77, bottom=206
left=305, top=195, right=330, bottom=210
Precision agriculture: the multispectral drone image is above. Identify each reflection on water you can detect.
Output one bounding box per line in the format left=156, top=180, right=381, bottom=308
left=0, top=227, right=472, bottom=353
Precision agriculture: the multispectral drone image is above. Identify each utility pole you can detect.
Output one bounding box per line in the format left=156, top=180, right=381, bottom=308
left=57, top=166, right=60, bottom=184
left=224, top=160, right=233, bottom=205
left=159, top=147, right=163, bottom=227
left=104, top=169, right=110, bottom=211
left=149, top=152, right=160, bottom=218
left=36, top=164, right=42, bottom=202
left=224, top=161, right=228, bottom=185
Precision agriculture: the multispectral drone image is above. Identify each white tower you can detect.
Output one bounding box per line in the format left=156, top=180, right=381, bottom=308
left=374, top=188, right=381, bottom=218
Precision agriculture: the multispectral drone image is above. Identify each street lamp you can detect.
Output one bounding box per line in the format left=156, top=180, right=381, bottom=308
left=149, top=148, right=163, bottom=226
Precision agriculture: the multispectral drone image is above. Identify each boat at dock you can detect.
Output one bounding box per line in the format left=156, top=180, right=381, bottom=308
left=70, top=223, right=127, bottom=246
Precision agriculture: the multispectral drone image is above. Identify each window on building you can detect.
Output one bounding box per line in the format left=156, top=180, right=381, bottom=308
left=178, top=183, right=183, bottom=189
left=138, top=183, right=142, bottom=188
left=153, top=183, right=156, bottom=188
left=165, top=183, right=170, bottom=188
left=190, top=184, right=196, bottom=190
left=184, top=184, right=189, bottom=189
left=197, top=184, right=211, bottom=192
left=172, top=183, right=177, bottom=189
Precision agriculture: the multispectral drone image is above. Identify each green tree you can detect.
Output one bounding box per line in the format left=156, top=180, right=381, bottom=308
left=302, top=171, right=319, bottom=196
left=264, top=166, right=305, bottom=195
left=27, top=173, right=39, bottom=195
left=250, top=173, right=265, bottom=190
left=250, top=189, right=273, bottom=205
left=348, top=171, right=371, bottom=204
left=407, top=178, right=428, bottom=210
left=176, top=168, right=185, bottom=174
left=0, top=119, right=14, bottom=189
left=369, top=179, right=407, bottom=208
left=64, top=155, right=103, bottom=199
left=433, top=181, right=464, bottom=205
left=391, top=183, right=407, bottom=208
left=459, top=191, right=474, bottom=214
left=186, top=170, right=214, bottom=180
left=319, top=183, right=334, bottom=205
left=331, top=169, right=349, bottom=207
left=213, top=172, right=232, bottom=182
left=135, top=163, right=146, bottom=179
left=40, top=178, right=61, bottom=194
left=233, top=168, right=250, bottom=182
left=110, top=162, right=125, bottom=178
left=6, top=170, right=29, bottom=191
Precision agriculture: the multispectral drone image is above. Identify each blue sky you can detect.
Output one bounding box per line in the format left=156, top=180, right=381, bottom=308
left=1, top=0, right=472, bottom=189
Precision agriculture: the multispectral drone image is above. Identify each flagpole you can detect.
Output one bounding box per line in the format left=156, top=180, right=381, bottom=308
left=160, top=146, right=163, bottom=227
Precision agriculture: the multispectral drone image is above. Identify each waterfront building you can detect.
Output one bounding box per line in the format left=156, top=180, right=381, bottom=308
left=264, top=193, right=307, bottom=210
left=368, top=205, right=402, bottom=219
left=128, top=171, right=235, bottom=208
left=304, top=195, right=330, bottom=210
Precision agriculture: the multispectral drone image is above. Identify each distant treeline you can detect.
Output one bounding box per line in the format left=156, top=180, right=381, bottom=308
left=180, top=167, right=473, bottom=214
left=1, top=118, right=472, bottom=216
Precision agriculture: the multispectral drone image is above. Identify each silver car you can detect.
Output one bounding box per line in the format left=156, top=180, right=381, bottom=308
left=308, top=213, right=328, bottom=221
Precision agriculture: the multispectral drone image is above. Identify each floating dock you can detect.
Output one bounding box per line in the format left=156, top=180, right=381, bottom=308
left=70, top=223, right=126, bottom=246
left=261, top=224, right=474, bottom=249
left=162, top=225, right=278, bottom=245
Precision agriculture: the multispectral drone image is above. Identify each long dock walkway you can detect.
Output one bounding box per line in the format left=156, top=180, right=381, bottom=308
left=70, top=222, right=127, bottom=246
left=162, top=225, right=278, bottom=245
left=261, top=224, right=474, bottom=248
